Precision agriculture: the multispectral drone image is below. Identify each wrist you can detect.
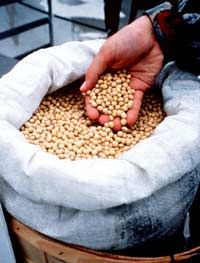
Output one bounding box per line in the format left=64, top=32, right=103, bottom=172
left=128, top=15, right=156, bottom=52
left=144, top=2, right=183, bottom=62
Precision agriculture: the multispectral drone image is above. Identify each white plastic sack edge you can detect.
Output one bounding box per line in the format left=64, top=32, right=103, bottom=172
left=0, top=40, right=200, bottom=211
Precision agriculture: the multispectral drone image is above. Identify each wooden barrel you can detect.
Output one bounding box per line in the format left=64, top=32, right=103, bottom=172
left=8, top=217, right=200, bottom=263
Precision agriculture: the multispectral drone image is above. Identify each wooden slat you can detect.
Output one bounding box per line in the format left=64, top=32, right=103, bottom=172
left=8, top=216, right=200, bottom=263
left=8, top=217, right=172, bottom=263
left=17, top=238, right=47, bottom=263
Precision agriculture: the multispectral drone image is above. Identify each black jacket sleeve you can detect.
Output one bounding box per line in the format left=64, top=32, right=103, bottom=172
left=145, top=0, right=200, bottom=74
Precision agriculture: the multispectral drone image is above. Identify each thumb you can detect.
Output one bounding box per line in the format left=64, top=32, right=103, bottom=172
left=80, top=47, right=111, bottom=92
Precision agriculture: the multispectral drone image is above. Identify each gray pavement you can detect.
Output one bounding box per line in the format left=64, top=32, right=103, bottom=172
left=0, top=204, right=16, bottom=263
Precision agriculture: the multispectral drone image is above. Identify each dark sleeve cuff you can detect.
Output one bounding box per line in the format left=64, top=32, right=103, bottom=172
left=144, top=2, right=184, bottom=62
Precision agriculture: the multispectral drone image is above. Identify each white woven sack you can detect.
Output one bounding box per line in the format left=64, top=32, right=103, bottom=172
left=0, top=40, right=200, bottom=250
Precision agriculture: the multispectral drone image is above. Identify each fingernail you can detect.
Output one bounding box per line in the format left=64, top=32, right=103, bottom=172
left=80, top=81, right=87, bottom=91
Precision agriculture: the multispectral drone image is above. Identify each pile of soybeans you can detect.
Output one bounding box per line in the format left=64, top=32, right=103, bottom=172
left=21, top=71, right=165, bottom=160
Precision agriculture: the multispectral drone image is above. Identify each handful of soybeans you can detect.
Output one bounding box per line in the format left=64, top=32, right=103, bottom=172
left=21, top=73, right=165, bottom=161
left=86, top=70, right=133, bottom=127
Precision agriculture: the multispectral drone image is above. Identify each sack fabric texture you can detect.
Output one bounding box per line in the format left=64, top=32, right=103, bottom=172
left=0, top=40, right=199, bottom=250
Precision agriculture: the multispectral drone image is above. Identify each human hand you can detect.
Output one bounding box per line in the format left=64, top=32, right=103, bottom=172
left=80, top=15, right=164, bottom=131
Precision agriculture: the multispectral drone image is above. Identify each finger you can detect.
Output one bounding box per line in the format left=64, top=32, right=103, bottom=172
left=126, top=76, right=150, bottom=126
left=80, top=47, right=111, bottom=92
left=99, top=114, right=109, bottom=125
left=126, top=90, right=144, bottom=125
left=85, top=96, right=99, bottom=120
left=113, top=117, right=122, bottom=131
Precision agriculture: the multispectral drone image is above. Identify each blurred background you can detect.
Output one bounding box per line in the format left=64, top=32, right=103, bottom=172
left=0, top=0, right=163, bottom=59
left=0, top=0, right=131, bottom=59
